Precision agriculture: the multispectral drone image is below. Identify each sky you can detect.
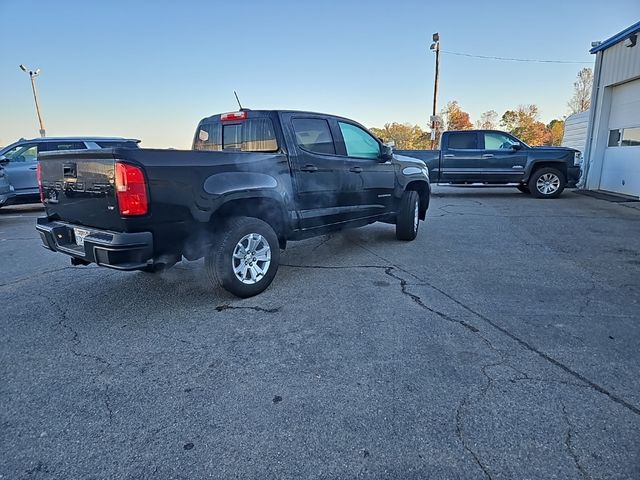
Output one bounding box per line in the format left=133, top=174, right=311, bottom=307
left=1, top=0, right=639, bottom=149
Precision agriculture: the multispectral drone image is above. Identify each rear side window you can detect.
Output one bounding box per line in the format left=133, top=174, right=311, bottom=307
left=292, top=118, right=336, bottom=154
left=38, top=142, right=87, bottom=152
left=193, top=118, right=277, bottom=152
left=448, top=132, right=478, bottom=150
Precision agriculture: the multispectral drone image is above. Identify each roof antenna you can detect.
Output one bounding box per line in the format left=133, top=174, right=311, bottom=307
left=234, top=91, right=244, bottom=111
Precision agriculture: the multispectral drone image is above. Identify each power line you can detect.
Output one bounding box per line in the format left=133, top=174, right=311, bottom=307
left=440, top=50, right=592, bottom=64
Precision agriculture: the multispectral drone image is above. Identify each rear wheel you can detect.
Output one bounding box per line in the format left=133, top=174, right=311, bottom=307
left=516, top=184, right=530, bottom=194
left=530, top=167, right=565, bottom=199
left=396, top=190, right=420, bottom=241
left=205, top=216, right=280, bottom=298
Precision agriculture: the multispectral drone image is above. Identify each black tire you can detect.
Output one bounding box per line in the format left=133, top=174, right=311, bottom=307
left=205, top=216, right=280, bottom=298
left=529, top=167, right=566, bottom=199
left=516, top=184, right=530, bottom=194
left=396, top=190, right=420, bottom=241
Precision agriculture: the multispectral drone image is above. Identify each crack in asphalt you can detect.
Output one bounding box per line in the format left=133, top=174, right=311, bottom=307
left=383, top=267, right=481, bottom=334
left=284, top=245, right=640, bottom=475
left=105, top=384, right=114, bottom=422
left=43, top=292, right=114, bottom=423
left=283, top=260, right=501, bottom=475
left=455, top=394, right=494, bottom=480
left=0, top=266, right=92, bottom=288
left=157, top=331, right=200, bottom=348
left=352, top=243, right=640, bottom=417
left=561, top=403, right=591, bottom=479
left=311, top=234, right=333, bottom=252
left=423, top=277, right=640, bottom=417
left=215, top=304, right=281, bottom=313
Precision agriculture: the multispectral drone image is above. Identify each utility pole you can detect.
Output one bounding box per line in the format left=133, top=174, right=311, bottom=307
left=429, top=33, right=440, bottom=149
left=19, top=65, right=46, bottom=137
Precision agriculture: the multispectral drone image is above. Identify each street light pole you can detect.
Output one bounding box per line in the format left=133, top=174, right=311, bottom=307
left=429, top=33, right=440, bottom=149
left=19, top=65, right=46, bottom=137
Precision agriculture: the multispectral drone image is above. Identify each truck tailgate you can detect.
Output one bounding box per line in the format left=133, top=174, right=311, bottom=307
left=39, top=149, right=126, bottom=231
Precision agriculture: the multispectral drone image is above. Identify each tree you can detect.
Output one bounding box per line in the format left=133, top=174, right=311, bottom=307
left=500, top=104, right=548, bottom=146
left=568, top=68, right=593, bottom=114
left=369, top=123, right=430, bottom=150
left=545, top=119, right=565, bottom=146
left=475, top=110, right=498, bottom=130
left=441, top=101, right=473, bottom=131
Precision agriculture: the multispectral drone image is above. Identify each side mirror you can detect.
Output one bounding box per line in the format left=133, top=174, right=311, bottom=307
left=0, top=155, right=9, bottom=165
left=512, top=143, right=522, bottom=151
left=380, top=144, right=393, bottom=161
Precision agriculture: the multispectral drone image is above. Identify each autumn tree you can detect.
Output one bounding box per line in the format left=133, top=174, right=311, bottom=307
left=369, top=123, right=430, bottom=150
left=545, top=119, right=565, bottom=146
left=441, top=101, right=473, bottom=131
left=500, top=105, right=548, bottom=146
left=475, top=110, right=498, bottom=130
left=568, top=68, right=593, bottom=114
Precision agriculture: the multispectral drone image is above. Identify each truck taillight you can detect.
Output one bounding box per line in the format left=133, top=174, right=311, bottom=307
left=36, top=162, right=44, bottom=203
left=115, top=162, right=148, bottom=216
left=221, top=111, right=247, bottom=122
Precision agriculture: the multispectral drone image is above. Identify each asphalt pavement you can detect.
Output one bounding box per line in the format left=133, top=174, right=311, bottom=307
left=1, top=187, right=639, bottom=479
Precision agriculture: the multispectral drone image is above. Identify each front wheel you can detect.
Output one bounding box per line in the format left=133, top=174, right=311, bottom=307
left=396, top=190, right=420, bottom=241
left=529, top=168, right=565, bottom=199
left=205, top=216, right=280, bottom=298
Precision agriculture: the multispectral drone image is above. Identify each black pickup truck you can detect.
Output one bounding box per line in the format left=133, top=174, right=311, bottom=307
left=36, top=110, right=430, bottom=297
left=396, top=130, right=581, bottom=198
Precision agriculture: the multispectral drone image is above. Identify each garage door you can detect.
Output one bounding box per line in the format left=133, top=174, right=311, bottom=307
left=600, top=79, right=640, bottom=197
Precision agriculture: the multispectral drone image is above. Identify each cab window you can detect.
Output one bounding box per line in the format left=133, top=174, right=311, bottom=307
left=447, top=132, right=478, bottom=150
left=292, top=118, right=336, bottom=155
left=483, top=133, right=519, bottom=150
left=338, top=122, right=380, bottom=159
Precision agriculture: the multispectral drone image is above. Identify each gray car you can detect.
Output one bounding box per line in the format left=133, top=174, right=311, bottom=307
left=0, top=137, right=140, bottom=204
left=0, top=164, right=16, bottom=208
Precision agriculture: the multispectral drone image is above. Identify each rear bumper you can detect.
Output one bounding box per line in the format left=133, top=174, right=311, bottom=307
left=36, top=218, right=153, bottom=270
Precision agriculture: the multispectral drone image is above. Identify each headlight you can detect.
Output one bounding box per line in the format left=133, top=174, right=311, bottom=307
left=574, top=152, right=582, bottom=166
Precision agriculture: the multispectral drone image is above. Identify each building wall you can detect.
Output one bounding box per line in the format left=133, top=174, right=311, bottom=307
left=600, top=40, right=640, bottom=86
left=584, top=38, right=640, bottom=191
left=562, top=111, right=590, bottom=153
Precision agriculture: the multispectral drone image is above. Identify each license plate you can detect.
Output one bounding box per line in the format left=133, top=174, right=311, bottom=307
left=73, top=228, right=91, bottom=246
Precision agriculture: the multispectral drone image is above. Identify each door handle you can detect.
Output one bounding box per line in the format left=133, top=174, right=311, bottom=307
left=443, top=154, right=455, bottom=158
left=29, top=166, right=38, bottom=170
left=300, top=164, right=318, bottom=172
left=482, top=154, right=495, bottom=158
left=349, top=166, right=363, bottom=173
